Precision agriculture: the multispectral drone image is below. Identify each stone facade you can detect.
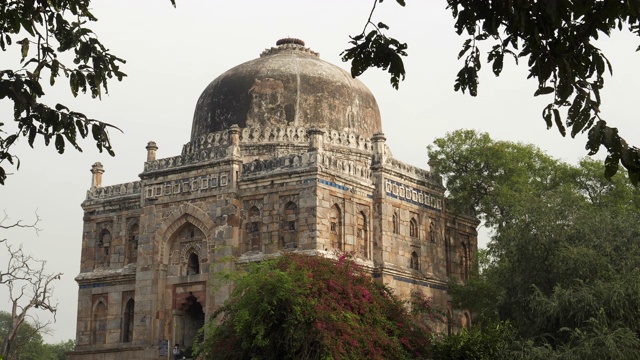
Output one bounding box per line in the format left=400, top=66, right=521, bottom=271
left=69, top=39, right=478, bottom=360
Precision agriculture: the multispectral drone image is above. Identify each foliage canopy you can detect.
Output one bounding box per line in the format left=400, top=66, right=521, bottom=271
left=196, top=253, right=436, bottom=360
left=0, top=0, right=129, bottom=184
left=429, top=129, right=640, bottom=357
left=0, top=311, right=74, bottom=360
left=346, top=1, right=640, bottom=183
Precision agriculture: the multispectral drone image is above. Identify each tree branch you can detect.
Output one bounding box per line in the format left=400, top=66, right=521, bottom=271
left=0, top=212, right=61, bottom=358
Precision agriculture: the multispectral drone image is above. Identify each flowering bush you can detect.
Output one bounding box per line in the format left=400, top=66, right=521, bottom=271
left=195, top=253, right=434, bottom=360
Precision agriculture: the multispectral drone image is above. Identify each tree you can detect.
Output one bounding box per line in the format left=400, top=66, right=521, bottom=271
left=0, top=213, right=61, bottom=359
left=0, top=0, right=176, bottom=185
left=430, top=325, right=518, bottom=360
left=0, top=311, right=47, bottom=360
left=0, top=0, right=121, bottom=184
left=426, top=129, right=567, bottom=227
left=428, top=130, right=640, bottom=356
left=0, top=312, right=73, bottom=360
left=344, top=1, right=640, bottom=183
left=40, top=339, right=75, bottom=360
left=195, top=253, right=436, bottom=360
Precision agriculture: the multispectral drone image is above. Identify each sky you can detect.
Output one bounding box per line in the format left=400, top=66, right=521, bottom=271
left=1, top=0, right=639, bottom=343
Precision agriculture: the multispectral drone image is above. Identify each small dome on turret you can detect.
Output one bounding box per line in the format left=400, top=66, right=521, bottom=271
left=190, top=39, right=382, bottom=140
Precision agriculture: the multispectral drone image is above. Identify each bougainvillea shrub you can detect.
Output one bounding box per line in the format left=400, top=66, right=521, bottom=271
left=195, top=253, right=435, bottom=360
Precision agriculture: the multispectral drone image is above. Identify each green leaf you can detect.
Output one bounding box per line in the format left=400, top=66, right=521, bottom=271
left=5, top=134, right=18, bottom=147
left=70, top=72, right=78, bottom=97
left=553, top=108, right=564, bottom=136
left=543, top=105, right=553, bottom=129
left=534, top=87, right=554, bottom=96
left=458, top=39, right=472, bottom=60
left=21, top=18, right=36, bottom=37
left=91, top=124, right=103, bottom=142
left=28, top=126, right=36, bottom=147
left=20, top=38, right=29, bottom=62
left=491, top=52, right=503, bottom=76
left=604, top=154, right=619, bottom=179
left=55, top=103, right=69, bottom=111
left=55, top=134, right=65, bottom=154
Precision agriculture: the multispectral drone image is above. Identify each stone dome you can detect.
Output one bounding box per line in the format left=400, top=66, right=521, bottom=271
left=191, top=39, right=382, bottom=141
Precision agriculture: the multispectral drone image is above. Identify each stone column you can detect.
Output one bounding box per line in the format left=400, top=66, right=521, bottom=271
left=146, top=141, right=158, bottom=162
left=227, top=125, right=241, bottom=157
left=229, top=124, right=240, bottom=146
left=90, top=162, right=104, bottom=188
left=371, top=132, right=386, bottom=166
left=307, top=128, right=324, bottom=152
left=369, top=133, right=386, bottom=267
left=171, top=309, right=185, bottom=353
left=227, top=125, right=242, bottom=190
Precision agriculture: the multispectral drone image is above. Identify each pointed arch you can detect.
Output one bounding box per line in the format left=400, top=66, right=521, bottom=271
left=246, top=206, right=262, bottom=252
left=462, top=311, right=472, bottom=330
left=429, top=218, right=437, bottom=242
left=155, top=203, right=214, bottom=265
left=177, top=293, right=205, bottom=350
left=248, top=206, right=260, bottom=217
left=186, top=251, right=200, bottom=275
left=410, top=251, right=419, bottom=270
left=280, top=201, right=298, bottom=249
left=126, top=222, right=139, bottom=265
left=392, top=211, right=399, bottom=234
left=96, top=229, right=111, bottom=268
left=356, top=211, right=368, bottom=258
left=445, top=233, right=452, bottom=276
left=461, top=240, right=470, bottom=280
left=409, top=217, right=418, bottom=238
left=122, top=298, right=134, bottom=342
left=329, top=204, right=342, bottom=251
left=92, top=299, right=107, bottom=345
left=165, top=226, right=206, bottom=277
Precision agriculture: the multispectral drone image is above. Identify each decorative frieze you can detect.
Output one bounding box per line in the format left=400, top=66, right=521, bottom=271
left=241, top=126, right=308, bottom=145
left=318, top=153, right=372, bottom=180
left=182, top=131, right=230, bottom=155
left=181, top=126, right=373, bottom=156
left=385, top=179, right=442, bottom=211
left=144, top=173, right=229, bottom=199
left=303, top=178, right=373, bottom=198
left=241, top=151, right=373, bottom=184
left=86, top=181, right=141, bottom=201
left=323, top=129, right=372, bottom=151
left=183, top=127, right=309, bottom=156
left=242, top=152, right=317, bottom=175
left=144, top=148, right=228, bottom=173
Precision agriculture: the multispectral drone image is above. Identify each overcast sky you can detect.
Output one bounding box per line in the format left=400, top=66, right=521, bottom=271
left=1, top=0, right=638, bottom=343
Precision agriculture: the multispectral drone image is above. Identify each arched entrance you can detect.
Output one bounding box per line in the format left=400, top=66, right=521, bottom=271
left=172, top=290, right=206, bottom=355
left=156, top=205, right=214, bottom=355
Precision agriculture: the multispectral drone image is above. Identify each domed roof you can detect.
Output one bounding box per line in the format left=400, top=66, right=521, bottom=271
left=191, top=39, right=382, bottom=141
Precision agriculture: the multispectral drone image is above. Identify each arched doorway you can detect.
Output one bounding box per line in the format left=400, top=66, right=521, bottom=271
left=173, top=293, right=205, bottom=355
left=92, top=300, right=107, bottom=344
left=122, top=298, right=134, bottom=342
left=183, top=294, right=204, bottom=349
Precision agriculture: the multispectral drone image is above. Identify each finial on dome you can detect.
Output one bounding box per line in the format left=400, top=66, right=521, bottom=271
left=260, top=38, right=318, bottom=58
left=276, top=38, right=305, bottom=46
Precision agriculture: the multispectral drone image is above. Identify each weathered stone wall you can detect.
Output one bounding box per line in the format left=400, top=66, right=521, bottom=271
left=70, top=127, right=479, bottom=360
